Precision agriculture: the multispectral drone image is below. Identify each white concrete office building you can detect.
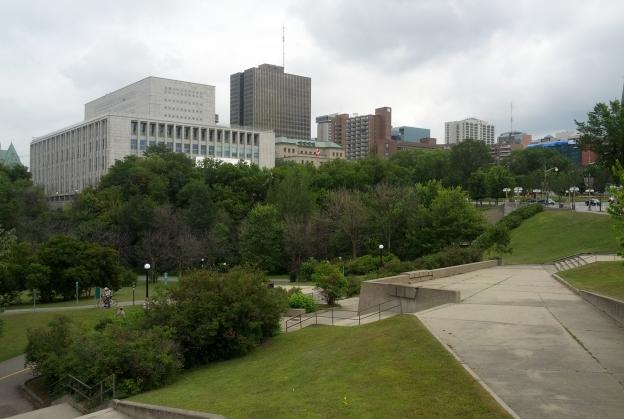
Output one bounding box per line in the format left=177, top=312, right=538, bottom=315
left=445, top=118, right=495, bottom=145
left=30, top=77, right=275, bottom=200
left=85, top=77, right=217, bottom=124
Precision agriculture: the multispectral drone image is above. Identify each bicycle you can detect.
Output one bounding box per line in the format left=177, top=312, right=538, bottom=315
left=97, top=296, right=118, bottom=309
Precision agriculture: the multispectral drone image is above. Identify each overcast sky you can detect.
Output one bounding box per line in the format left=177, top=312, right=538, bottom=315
left=2, top=0, right=624, bottom=166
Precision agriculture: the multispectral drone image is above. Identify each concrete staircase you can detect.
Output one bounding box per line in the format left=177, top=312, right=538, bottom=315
left=553, top=254, right=594, bottom=272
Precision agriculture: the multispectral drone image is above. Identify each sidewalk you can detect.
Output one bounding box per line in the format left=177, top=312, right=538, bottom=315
left=2, top=301, right=145, bottom=316
left=417, top=265, right=624, bottom=418
left=0, top=355, right=34, bottom=418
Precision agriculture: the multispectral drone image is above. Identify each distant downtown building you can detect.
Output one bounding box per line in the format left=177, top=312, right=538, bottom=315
left=230, top=64, right=311, bottom=139
left=391, top=126, right=431, bottom=142
left=30, top=77, right=275, bottom=200
left=275, top=137, right=344, bottom=167
left=490, top=131, right=532, bottom=160
left=0, top=142, right=22, bottom=166
left=316, top=107, right=392, bottom=160
left=445, top=118, right=495, bottom=146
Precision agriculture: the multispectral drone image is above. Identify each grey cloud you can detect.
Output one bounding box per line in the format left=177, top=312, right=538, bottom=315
left=292, top=0, right=514, bottom=71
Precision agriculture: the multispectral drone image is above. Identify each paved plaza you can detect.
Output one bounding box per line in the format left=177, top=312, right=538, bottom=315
left=417, top=265, right=624, bottom=419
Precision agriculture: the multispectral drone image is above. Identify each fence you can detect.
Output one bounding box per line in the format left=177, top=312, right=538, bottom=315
left=285, top=299, right=401, bottom=332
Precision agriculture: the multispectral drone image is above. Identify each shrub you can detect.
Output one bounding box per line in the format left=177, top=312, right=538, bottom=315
left=298, top=257, right=318, bottom=281
left=346, top=276, right=362, bottom=297
left=288, top=291, right=315, bottom=312
left=25, top=315, right=182, bottom=398
left=414, top=247, right=482, bottom=270
left=473, top=223, right=511, bottom=254
left=498, top=204, right=543, bottom=230
left=148, top=267, right=288, bottom=367
left=312, top=261, right=348, bottom=305
left=346, top=253, right=397, bottom=275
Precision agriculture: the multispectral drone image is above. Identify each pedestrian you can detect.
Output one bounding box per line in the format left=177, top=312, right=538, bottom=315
left=103, top=287, right=112, bottom=308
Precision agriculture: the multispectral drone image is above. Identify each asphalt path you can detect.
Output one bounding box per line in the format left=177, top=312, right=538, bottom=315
left=0, top=355, right=33, bottom=418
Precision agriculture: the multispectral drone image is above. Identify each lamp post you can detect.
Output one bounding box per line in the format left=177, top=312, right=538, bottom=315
left=502, top=187, right=511, bottom=203
left=544, top=166, right=558, bottom=202
left=144, top=263, right=151, bottom=308
left=569, top=187, right=579, bottom=210
left=378, top=244, right=384, bottom=267
left=513, top=187, right=523, bottom=207
left=338, top=256, right=345, bottom=276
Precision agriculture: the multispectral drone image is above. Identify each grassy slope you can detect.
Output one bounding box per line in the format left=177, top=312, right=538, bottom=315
left=503, top=211, right=619, bottom=264
left=0, top=309, right=119, bottom=362
left=559, top=261, right=624, bottom=301
left=132, top=316, right=509, bottom=419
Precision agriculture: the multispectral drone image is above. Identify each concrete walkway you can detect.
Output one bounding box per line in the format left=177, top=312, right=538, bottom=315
left=0, top=355, right=33, bottom=418
left=2, top=301, right=145, bottom=316
left=417, top=265, right=624, bottom=418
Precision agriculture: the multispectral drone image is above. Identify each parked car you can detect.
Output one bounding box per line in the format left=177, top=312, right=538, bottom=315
left=608, top=196, right=619, bottom=204
left=585, top=198, right=601, bottom=207
left=537, top=198, right=556, bottom=206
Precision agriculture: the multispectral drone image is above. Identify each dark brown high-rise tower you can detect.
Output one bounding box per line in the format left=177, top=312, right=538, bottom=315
left=230, top=64, right=311, bottom=139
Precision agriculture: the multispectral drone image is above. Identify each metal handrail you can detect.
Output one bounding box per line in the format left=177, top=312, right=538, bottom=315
left=52, top=373, right=116, bottom=408
left=285, top=298, right=401, bottom=332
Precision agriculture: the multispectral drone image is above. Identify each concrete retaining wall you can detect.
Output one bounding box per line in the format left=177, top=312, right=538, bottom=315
left=358, top=260, right=497, bottom=312
left=578, top=290, right=624, bottom=326
left=552, top=273, right=624, bottom=326
left=113, top=400, right=225, bottom=419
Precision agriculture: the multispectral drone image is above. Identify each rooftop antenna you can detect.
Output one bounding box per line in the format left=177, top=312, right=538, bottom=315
left=510, top=101, right=513, bottom=134
left=282, top=25, right=285, bottom=69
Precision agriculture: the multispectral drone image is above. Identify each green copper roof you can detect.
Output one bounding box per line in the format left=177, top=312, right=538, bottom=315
left=0, top=143, right=22, bottom=166
left=275, top=137, right=343, bottom=149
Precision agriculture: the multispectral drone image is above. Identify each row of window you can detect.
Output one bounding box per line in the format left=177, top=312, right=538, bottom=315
left=130, top=121, right=260, bottom=145
left=130, top=140, right=258, bottom=159
left=165, top=86, right=204, bottom=98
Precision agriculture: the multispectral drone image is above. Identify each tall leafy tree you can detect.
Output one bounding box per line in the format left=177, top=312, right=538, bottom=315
left=239, top=204, right=284, bottom=272
left=577, top=100, right=624, bottom=171
left=448, top=139, right=493, bottom=188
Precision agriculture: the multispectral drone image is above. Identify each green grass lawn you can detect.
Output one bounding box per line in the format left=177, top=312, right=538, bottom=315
left=132, top=316, right=510, bottom=419
left=559, top=261, right=624, bottom=301
left=0, top=308, right=123, bottom=362
left=502, top=211, right=619, bottom=264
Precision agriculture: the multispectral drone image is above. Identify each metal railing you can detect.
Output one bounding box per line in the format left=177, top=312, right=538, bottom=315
left=52, top=373, right=116, bottom=410
left=285, top=299, right=401, bottom=332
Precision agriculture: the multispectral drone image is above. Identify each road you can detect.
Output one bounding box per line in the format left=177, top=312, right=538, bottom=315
left=417, top=265, right=624, bottom=418
left=0, top=355, right=33, bottom=418
left=2, top=300, right=145, bottom=316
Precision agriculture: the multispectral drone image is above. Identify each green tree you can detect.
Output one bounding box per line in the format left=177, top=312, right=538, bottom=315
left=312, top=261, right=347, bottom=306
left=448, top=140, right=493, bottom=188
left=484, top=165, right=514, bottom=204
left=576, top=100, right=624, bottom=171
left=239, top=204, right=284, bottom=272
left=468, top=169, right=488, bottom=204
left=324, top=189, right=370, bottom=258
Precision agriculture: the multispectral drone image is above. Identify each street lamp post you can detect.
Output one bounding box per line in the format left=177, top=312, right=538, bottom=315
left=513, top=187, right=523, bottom=207
left=544, top=167, right=558, bottom=202
left=338, top=256, right=345, bottom=276
left=378, top=244, right=384, bottom=267
left=144, top=263, right=151, bottom=308
left=502, top=187, right=511, bottom=203
left=569, top=187, right=579, bottom=210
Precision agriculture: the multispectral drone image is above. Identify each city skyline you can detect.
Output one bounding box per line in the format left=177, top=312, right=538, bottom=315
left=2, top=0, right=624, bottom=166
